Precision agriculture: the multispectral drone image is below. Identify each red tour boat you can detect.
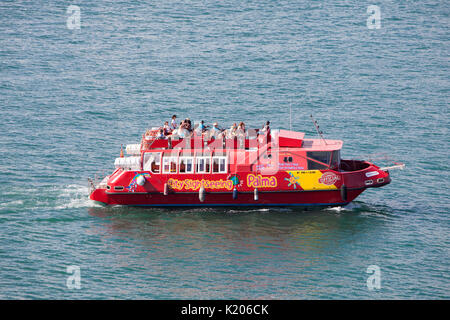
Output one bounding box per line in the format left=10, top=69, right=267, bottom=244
left=89, top=123, right=403, bottom=208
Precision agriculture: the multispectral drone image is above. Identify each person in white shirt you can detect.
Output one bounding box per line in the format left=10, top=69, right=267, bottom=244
left=163, top=121, right=170, bottom=135
left=209, top=122, right=222, bottom=139
left=236, top=121, right=246, bottom=137
left=226, top=123, right=237, bottom=139
left=177, top=122, right=189, bottom=138
left=170, top=115, right=177, bottom=130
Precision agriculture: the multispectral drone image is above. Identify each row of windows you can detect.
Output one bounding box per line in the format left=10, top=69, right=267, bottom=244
left=143, top=153, right=227, bottom=174
left=143, top=150, right=340, bottom=173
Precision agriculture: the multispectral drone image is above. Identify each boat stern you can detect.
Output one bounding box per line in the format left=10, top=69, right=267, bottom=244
left=89, top=187, right=109, bottom=205
left=88, top=175, right=111, bottom=205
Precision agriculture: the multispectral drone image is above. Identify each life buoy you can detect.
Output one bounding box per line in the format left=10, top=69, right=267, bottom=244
left=199, top=186, right=205, bottom=202
left=233, top=187, right=238, bottom=200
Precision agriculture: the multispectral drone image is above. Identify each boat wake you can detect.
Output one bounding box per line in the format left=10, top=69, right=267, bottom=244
left=54, top=184, right=100, bottom=209
left=0, top=183, right=101, bottom=212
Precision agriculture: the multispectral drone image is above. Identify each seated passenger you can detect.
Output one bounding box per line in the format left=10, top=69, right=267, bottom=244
left=163, top=121, right=171, bottom=135
left=195, top=120, right=206, bottom=134
left=236, top=121, right=246, bottom=137
left=157, top=129, right=165, bottom=139
left=227, top=123, right=237, bottom=138
left=209, top=122, right=222, bottom=139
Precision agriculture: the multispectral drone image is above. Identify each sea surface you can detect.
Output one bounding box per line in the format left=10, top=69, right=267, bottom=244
left=0, top=0, right=449, bottom=299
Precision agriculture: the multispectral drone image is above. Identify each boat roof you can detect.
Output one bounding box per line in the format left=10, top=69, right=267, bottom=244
left=299, top=139, right=343, bottom=151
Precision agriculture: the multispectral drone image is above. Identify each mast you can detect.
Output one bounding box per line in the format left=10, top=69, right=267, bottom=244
left=310, top=114, right=327, bottom=145
left=289, top=103, right=292, bottom=131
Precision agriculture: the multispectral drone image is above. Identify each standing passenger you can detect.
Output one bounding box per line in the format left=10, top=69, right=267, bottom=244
left=260, top=121, right=270, bottom=134
left=185, top=118, right=192, bottom=131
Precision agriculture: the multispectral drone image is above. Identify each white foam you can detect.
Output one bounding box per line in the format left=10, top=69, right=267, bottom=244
left=325, top=203, right=356, bottom=213
left=54, top=184, right=96, bottom=209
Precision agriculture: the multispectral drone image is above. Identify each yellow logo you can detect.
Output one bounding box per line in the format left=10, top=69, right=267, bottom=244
left=246, top=174, right=277, bottom=188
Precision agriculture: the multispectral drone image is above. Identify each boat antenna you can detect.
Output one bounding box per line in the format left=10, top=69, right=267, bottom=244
left=310, top=114, right=327, bottom=145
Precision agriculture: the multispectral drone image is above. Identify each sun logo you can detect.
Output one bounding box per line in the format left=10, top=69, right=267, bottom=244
left=285, top=172, right=301, bottom=189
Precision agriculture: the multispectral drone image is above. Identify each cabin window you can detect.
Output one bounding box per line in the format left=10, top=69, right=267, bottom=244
left=212, top=156, right=227, bottom=173
left=143, top=152, right=161, bottom=173
left=219, top=158, right=227, bottom=173
left=163, top=157, right=177, bottom=174
left=330, top=150, right=340, bottom=169
left=196, top=157, right=210, bottom=173
left=179, top=157, right=194, bottom=174
left=307, top=151, right=331, bottom=170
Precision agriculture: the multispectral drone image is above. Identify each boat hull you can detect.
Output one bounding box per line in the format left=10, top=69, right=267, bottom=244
left=90, top=187, right=368, bottom=207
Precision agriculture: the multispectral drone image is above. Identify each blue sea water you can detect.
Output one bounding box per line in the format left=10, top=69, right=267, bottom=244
left=0, top=0, right=449, bottom=299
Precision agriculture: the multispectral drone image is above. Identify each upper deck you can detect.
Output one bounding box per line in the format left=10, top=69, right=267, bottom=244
left=139, top=128, right=343, bottom=153
left=117, top=128, right=344, bottom=173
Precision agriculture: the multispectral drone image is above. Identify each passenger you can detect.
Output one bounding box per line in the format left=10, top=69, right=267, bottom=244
left=195, top=120, right=206, bottom=134
left=180, top=121, right=189, bottom=134
left=226, top=123, right=237, bottom=139
left=209, top=122, right=222, bottom=139
left=145, top=129, right=152, bottom=137
left=185, top=118, right=192, bottom=132
left=232, top=123, right=238, bottom=135
left=170, top=115, right=177, bottom=130
left=260, top=121, right=270, bottom=134
left=177, top=123, right=189, bottom=138
left=236, top=121, right=246, bottom=137
left=157, top=129, right=165, bottom=139
left=163, top=121, right=170, bottom=135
